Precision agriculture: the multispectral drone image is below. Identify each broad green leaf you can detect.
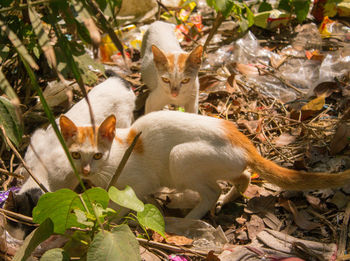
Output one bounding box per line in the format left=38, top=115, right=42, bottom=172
left=108, top=186, right=144, bottom=212
left=0, top=96, right=22, bottom=147
left=86, top=0, right=125, bottom=59
left=40, top=248, right=70, bottom=261
left=87, top=224, right=141, bottom=261
left=137, top=204, right=165, bottom=237
left=71, top=0, right=101, bottom=47
left=0, top=69, right=20, bottom=104
left=293, top=0, right=311, bottom=23
left=244, top=4, right=254, bottom=27
left=0, top=45, right=9, bottom=63
left=33, top=188, right=109, bottom=234
left=258, top=1, right=272, bottom=12
left=0, top=16, right=39, bottom=70
left=28, top=4, right=57, bottom=70
left=278, top=0, right=291, bottom=12
left=13, top=218, right=54, bottom=261
left=63, top=231, right=91, bottom=258
left=74, top=209, right=94, bottom=227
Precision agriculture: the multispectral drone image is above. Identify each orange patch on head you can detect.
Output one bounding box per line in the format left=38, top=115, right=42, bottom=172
left=177, top=53, right=189, bottom=72
left=77, top=127, right=96, bottom=146
left=126, top=129, right=143, bottom=153
left=166, top=54, right=175, bottom=72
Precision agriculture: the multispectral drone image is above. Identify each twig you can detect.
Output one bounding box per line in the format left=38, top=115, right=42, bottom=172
left=137, top=238, right=208, bottom=257
left=0, top=0, right=54, bottom=13
left=0, top=168, right=24, bottom=179
left=0, top=126, right=48, bottom=193
left=337, top=202, right=350, bottom=256
left=256, top=66, right=305, bottom=95
left=0, top=208, right=34, bottom=224
left=260, top=126, right=293, bottom=163
left=307, top=209, right=337, bottom=242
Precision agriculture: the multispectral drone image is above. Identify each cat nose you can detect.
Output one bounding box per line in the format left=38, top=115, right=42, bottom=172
left=82, top=165, right=90, bottom=176
left=171, top=89, right=179, bottom=97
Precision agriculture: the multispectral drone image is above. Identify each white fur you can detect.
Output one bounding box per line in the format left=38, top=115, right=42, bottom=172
left=141, top=21, right=200, bottom=114
left=19, top=77, right=135, bottom=194
left=105, top=111, right=249, bottom=219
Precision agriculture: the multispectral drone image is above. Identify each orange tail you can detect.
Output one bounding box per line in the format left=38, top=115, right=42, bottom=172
left=246, top=148, right=350, bottom=190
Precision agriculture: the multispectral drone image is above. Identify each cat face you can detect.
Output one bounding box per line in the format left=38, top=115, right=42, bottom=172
left=59, top=114, right=116, bottom=177
left=152, top=45, right=203, bottom=98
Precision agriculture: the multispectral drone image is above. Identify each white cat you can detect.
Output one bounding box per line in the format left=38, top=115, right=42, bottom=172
left=141, top=21, right=203, bottom=114
left=87, top=110, right=350, bottom=220
left=4, top=76, right=135, bottom=239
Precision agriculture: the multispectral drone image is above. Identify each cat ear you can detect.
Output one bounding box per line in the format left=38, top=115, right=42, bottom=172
left=186, top=45, right=203, bottom=69
left=98, top=115, right=116, bottom=142
left=59, top=115, right=78, bottom=142
left=4, top=191, right=16, bottom=210
left=151, top=45, right=168, bottom=71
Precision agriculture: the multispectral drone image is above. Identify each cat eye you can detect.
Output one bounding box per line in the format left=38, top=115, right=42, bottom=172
left=161, top=77, right=170, bottom=83
left=71, top=152, right=81, bottom=159
left=93, top=153, right=103, bottom=160
left=181, top=78, right=190, bottom=84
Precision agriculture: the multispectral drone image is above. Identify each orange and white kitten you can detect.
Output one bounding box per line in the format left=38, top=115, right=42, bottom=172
left=4, top=77, right=135, bottom=239
left=141, top=21, right=203, bottom=114
left=98, top=110, right=350, bottom=220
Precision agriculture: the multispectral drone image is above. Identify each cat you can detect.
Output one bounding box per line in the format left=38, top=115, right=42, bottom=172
left=141, top=21, right=203, bottom=114
left=99, top=110, right=350, bottom=220
left=4, top=76, right=135, bottom=239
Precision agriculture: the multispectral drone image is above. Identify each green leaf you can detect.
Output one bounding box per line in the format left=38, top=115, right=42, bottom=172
left=28, top=4, right=57, bottom=70
left=40, top=248, right=70, bottom=261
left=74, top=209, right=94, bottom=227
left=244, top=4, right=255, bottom=27
left=13, top=218, right=54, bottom=261
left=0, top=68, right=20, bottom=105
left=258, top=1, right=272, bottom=12
left=0, top=15, right=39, bottom=70
left=63, top=231, right=91, bottom=258
left=0, top=96, right=22, bottom=147
left=108, top=186, right=144, bottom=212
left=293, top=0, right=311, bottom=23
left=137, top=204, right=165, bottom=237
left=33, top=188, right=109, bottom=234
left=87, top=224, right=141, bottom=261
left=278, top=0, right=291, bottom=12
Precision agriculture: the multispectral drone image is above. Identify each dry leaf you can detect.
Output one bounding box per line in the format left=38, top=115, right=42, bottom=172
left=329, top=191, right=348, bottom=209
left=330, top=122, right=350, bottom=155
left=199, top=75, right=221, bottom=91
left=236, top=63, right=260, bottom=76
left=273, top=133, right=296, bottom=147
left=281, top=200, right=319, bottom=230
left=246, top=215, right=265, bottom=240
left=206, top=250, right=220, bottom=261
left=152, top=232, right=193, bottom=246
left=313, top=82, right=340, bottom=97
left=165, top=234, right=193, bottom=246
left=301, top=96, right=325, bottom=111
left=291, top=96, right=325, bottom=121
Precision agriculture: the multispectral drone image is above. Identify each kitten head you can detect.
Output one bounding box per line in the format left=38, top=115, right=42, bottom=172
left=152, top=45, right=203, bottom=98
left=59, top=114, right=116, bottom=177
left=3, top=188, right=43, bottom=240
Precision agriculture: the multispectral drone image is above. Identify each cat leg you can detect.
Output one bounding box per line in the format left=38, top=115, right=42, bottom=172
left=169, top=142, right=228, bottom=219
left=214, top=170, right=251, bottom=214
left=145, top=89, right=167, bottom=114
left=184, top=98, right=198, bottom=113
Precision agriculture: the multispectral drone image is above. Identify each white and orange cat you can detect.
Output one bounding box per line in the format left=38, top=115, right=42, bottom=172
left=60, top=111, right=350, bottom=221
left=4, top=76, right=135, bottom=239
left=141, top=21, right=203, bottom=114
